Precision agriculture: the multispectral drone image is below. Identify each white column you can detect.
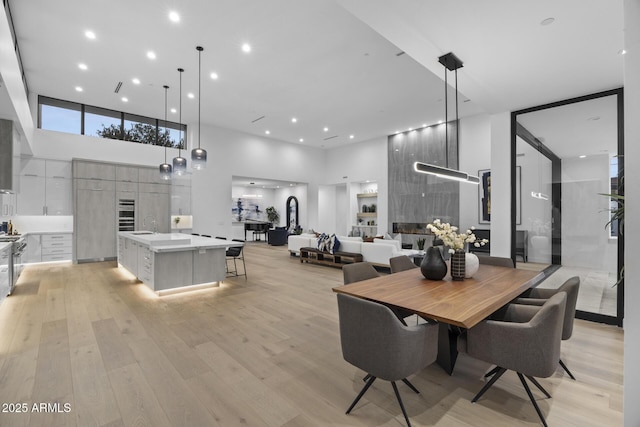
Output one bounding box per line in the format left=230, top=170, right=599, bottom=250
left=489, top=112, right=512, bottom=258
left=624, top=0, right=640, bottom=425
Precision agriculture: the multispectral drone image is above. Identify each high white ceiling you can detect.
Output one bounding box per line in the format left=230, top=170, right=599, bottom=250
left=6, top=0, right=625, bottom=153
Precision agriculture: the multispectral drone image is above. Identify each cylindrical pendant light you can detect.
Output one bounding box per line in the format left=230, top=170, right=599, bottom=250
left=159, top=84, right=173, bottom=180
left=191, top=46, right=207, bottom=170
left=173, top=67, right=187, bottom=175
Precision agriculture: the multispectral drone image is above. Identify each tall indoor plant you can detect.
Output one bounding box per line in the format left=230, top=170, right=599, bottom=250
left=266, top=206, right=280, bottom=227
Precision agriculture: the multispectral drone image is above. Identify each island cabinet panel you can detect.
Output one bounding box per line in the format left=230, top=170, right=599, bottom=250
left=193, top=249, right=226, bottom=284
left=137, top=245, right=154, bottom=285
left=153, top=251, right=194, bottom=291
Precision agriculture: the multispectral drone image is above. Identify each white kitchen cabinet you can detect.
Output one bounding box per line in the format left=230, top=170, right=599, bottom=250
left=17, top=158, right=72, bottom=215
left=171, top=184, right=191, bottom=215
left=41, top=233, right=72, bottom=262
left=138, top=167, right=166, bottom=184
left=116, top=165, right=139, bottom=182
left=1, top=192, right=17, bottom=217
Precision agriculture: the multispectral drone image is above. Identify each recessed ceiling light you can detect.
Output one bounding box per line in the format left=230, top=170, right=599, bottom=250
left=75, top=86, right=83, bottom=92
left=187, top=93, right=194, bottom=99
left=291, top=117, right=297, bottom=123
left=210, top=72, right=218, bottom=80
left=540, top=17, right=555, bottom=26
left=438, top=120, right=443, bottom=124
left=323, top=127, right=329, bottom=132
left=168, top=11, right=180, bottom=22
left=265, top=130, right=270, bottom=135
left=85, top=30, right=96, bottom=40
left=121, top=97, right=128, bottom=102
left=395, top=148, right=399, bottom=152
left=299, top=138, right=304, bottom=143
left=422, top=123, right=427, bottom=128
left=170, top=108, right=177, bottom=113
left=349, top=135, right=354, bottom=139
left=394, top=131, right=400, bottom=134
left=242, top=43, right=251, bottom=53
left=78, top=63, right=88, bottom=71
left=619, top=49, right=627, bottom=55
left=276, top=185, right=280, bottom=189
left=579, top=155, right=587, bottom=158
left=132, top=78, right=140, bottom=85
left=408, top=128, right=413, bottom=131
left=147, top=51, right=156, bottom=60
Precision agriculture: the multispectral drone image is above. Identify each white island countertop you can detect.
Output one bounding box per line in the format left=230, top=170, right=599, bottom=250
left=118, top=232, right=242, bottom=252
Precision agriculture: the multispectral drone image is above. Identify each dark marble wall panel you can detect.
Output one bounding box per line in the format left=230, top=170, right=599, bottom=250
left=388, top=122, right=460, bottom=234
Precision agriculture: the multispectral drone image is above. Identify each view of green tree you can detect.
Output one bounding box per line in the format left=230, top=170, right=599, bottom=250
left=96, top=123, right=182, bottom=148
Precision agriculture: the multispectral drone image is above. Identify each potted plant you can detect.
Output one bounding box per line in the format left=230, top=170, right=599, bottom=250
left=266, top=206, right=280, bottom=227
left=416, top=237, right=426, bottom=251
left=173, top=216, right=181, bottom=227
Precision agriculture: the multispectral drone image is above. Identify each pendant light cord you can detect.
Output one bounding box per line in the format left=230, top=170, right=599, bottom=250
left=197, top=46, right=203, bottom=150
left=163, top=85, right=169, bottom=163
left=178, top=68, right=183, bottom=155
left=444, top=66, right=449, bottom=168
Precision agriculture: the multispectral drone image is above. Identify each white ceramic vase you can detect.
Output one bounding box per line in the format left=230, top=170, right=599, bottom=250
left=465, top=252, right=480, bottom=278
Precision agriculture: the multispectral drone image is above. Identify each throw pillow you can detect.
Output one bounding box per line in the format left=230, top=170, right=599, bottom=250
left=317, top=233, right=330, bottom=252
left=328, top=234, right=341, bottom=254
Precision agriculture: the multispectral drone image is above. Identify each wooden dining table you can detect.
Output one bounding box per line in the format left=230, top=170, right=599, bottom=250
left=332, top=264, right=544, bottom=374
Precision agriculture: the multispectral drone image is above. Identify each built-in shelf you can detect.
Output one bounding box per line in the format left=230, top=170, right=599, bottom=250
left=357, top=192, right=378, bottom=198
left=357, top=212, right=377, bottom=218
left=353, top=224, right=377, bottom=228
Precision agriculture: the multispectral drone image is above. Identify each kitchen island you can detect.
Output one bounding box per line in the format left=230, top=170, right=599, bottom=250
left=118, top=232, right=242, bottom=294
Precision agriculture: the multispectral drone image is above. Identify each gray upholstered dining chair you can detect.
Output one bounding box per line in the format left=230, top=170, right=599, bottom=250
left=337, top=293, right=438, bottom=427
left=478, top=255, right=514, bottom=268
left=458, top=292, right=566, bottom=427
left=343, top=262, right=414, bottom=323
left=390, top=255, right=418, bottom=273
left=514, top=276, right=580, bottom=379
left=342, top=262, right=379, bottom=284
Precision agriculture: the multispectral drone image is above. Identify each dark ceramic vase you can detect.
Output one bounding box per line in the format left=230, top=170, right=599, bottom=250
left=420, top=246, right=447, bottom=280
left=450, top=249, right=466, bottom=281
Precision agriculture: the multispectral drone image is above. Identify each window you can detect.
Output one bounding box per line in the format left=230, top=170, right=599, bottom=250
left=38, top=96, right=186, bottom=147
left=85, top=105, right=122, bottom=138
left=39, top=98, right=81, bottom=134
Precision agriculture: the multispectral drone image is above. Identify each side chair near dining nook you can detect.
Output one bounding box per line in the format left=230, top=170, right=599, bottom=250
left=336, top=293, right=439, bottom=427
left=458, top=292, right=567, bottom=427
left=389, top=255, right=419, bottom=273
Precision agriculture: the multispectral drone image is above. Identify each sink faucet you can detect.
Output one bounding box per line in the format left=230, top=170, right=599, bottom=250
left=142, top=215, right=157, bottom=233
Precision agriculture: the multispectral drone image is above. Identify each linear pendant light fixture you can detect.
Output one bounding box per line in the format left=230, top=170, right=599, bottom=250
left=413, top=52, right=479, bottom=185
left=159, top=84, right=173, bottom=180
left=191, top=46, right=207, bottom=170
left=173, top=67, right=187, bottom=175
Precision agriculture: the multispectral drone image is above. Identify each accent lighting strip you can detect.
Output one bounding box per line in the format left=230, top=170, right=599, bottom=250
left=414, top=162, right=480, bottom=184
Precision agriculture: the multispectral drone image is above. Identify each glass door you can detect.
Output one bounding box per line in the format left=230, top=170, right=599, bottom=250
left=512, top=89, right=623, bottom=324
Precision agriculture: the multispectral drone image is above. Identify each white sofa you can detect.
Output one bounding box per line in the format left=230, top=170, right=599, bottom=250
left=287, top=234, right=418, bottom=267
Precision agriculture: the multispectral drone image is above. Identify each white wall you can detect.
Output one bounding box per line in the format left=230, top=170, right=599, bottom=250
left=459, top=113, right=492, bottom=231
left=274, top=185, right=308, bottom=230
left=324, top=136, right=388, bottom=234
left=561, top=154, right=615, bottom=270
left=317, top=185, right=337, bottom=234
left=188, top=125, right=324, bottom=238
left=624, top=0, right=640, bottom=425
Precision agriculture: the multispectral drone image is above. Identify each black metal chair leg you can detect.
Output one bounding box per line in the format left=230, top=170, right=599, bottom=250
left=391, top=381, right=412, bottom=427
left=525, top=375, right=551, bottom=398
left=517, top=373, right=548, bottom=427
left=402, top=378, right=420, bottom=394
left=346, top=375, right=376, bottom=414
left=484, top=365, right=500, bottom=378
left=363, top=373, right=370, bottom=382
left=559, top=358, right=576, bottom=380
left=472, top=367, right=507, bottom=403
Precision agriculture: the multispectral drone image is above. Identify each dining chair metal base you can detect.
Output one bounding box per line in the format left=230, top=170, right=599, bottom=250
left=472, top=367, right=551, bottom=427
left=346, top=375, right=419, bottom=427
left=559, top=359, right=576, bottom=380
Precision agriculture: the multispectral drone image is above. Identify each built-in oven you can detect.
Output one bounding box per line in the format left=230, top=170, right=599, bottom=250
left=118, top=199, right=136, bottom=231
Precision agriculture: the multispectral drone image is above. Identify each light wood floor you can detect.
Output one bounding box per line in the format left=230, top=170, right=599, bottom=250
left=0, top=243, right=623, bottom=426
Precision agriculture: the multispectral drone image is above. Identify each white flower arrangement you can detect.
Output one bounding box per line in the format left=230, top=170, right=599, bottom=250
left=426, top=219, right=489, bottom=254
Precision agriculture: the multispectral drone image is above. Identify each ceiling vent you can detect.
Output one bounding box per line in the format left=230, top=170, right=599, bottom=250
left=323, top=135, right=338, bottom=141
left=114, top=81, right=123, bottom=93
left=251, top=115, right=265, bottom=123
